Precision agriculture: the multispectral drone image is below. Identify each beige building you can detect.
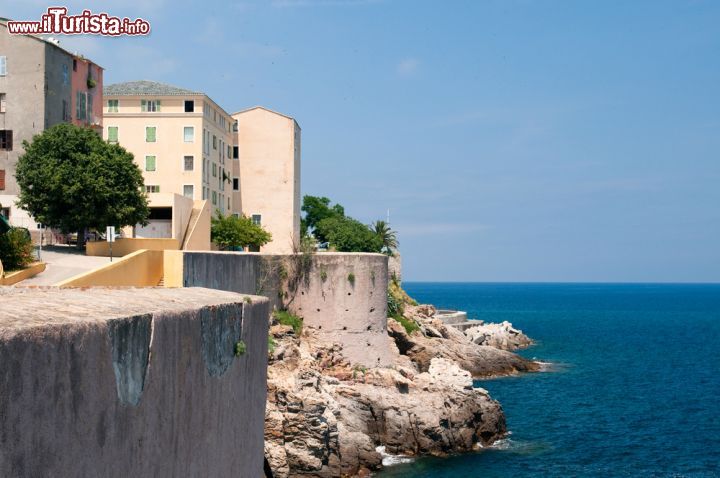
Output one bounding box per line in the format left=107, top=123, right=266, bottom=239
left=103, top=81, right=301, bottom=252
left=232, top=107, right=301, bottom=253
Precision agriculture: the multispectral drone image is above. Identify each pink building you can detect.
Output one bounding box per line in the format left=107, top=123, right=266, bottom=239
left=70, top=55, right=103, bottom=132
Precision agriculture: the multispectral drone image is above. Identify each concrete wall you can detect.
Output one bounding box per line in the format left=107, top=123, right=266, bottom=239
left=181, top=251, right=391, bottom=367
left=233, top=107, right=300, bottom=254
left=0, top=286, right=269, bottom=477
left=183, top=199, right=211, bottom=250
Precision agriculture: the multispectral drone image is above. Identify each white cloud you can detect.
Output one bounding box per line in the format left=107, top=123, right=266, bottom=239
left=396, top=58, right=419, bottom=76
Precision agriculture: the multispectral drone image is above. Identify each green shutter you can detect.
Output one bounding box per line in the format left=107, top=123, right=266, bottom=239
left=156, top=100, right=161, bottom=112
left=145, top=155, right=156, bottom=171
left=141, top=99, right=147, bottom=112
left=108, top=126, right=118, bottom=143
left=146, top=126, right=156, bottom=142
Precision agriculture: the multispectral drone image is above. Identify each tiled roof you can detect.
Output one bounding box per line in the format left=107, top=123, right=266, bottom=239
left=103, top=80, right=203, bottom=96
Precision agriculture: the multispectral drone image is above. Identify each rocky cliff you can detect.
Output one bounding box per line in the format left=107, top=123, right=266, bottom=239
left=265, top=304, right=539, bottom=477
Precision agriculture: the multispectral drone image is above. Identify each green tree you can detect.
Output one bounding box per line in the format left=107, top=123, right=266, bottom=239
left=301, top=195, right=345, bottom=243
left=0, top=228, right=35, bottom=271
left=15, top=123, right=149, bottom=240
left=371, top=220, right=399, bottom=255
left=316, top=216, right=383, bottom=253
left=211, top=212, right=272, bottom=250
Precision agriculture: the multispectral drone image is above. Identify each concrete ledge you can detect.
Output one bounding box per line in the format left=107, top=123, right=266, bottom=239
left=86, top=238, right=180, bottom=257
left=0, top=287, right=269, bottom=477
left=0, top=262, right=46, bottom=285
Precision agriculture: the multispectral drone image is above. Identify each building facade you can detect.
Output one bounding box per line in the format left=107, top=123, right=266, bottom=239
left=0, top=20, right=103, bottom=228
left=103, top=81, right=235, bottom=227
left=104, top=82, right=301, bottom=252
left=232, top=107, right=301, bottom=254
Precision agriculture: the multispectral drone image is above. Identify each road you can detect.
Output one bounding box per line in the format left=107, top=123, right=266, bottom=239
left=20, top=246, right=112, bottom=286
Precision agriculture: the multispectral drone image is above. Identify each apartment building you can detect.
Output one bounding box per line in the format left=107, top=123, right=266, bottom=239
left=232, top=107, right=301, bottom=254
left=0, top=19, right=103, bottom=228
left=103, top=80, right=235, bottom=238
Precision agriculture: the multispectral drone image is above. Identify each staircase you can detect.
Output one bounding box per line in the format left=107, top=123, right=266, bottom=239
left=181, top=206, right=203, bottom=249
left=157, top=276, right=164, bottom=287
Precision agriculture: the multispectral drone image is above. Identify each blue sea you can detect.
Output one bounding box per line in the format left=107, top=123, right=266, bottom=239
left=378, top=283, right=720, bottom=478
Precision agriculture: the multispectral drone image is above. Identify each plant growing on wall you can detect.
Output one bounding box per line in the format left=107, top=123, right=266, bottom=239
left=211, top=211, right=272, bottom=251
left=15, top=123, right=149, bottom=247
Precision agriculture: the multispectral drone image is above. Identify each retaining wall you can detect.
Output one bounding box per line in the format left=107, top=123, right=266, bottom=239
left=0, top=286, right=269, bottom=477
left=181, top=251, right=392, bottom=367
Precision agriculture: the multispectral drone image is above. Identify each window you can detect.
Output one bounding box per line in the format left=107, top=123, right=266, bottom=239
left=233, top=146, right=238, bottom=159
left=0, top=130, right=12, bottom=151
left=232, top=121, right=238, bottom=132
left=183, top=126, right=194, bottom=143
left=212, top=190, right=217, bottom=205
left=233, top=178, right=239, bottom=190
left=107, top=126, right=118, bottom=143
left=76, top=92, right=86, bottom=120
left=184, top=155, right=194, bottom=171
left=145, top=126, right=156, bottom=142
left=62, top=100, right=69, bottom=121
left=62, top=64, right=69, bottom=85
left=1, top=56, right=7, bottom=76
left=141, top=99, right=161, bottom=112
left=227, top=145, right=231, bottom=158
left=0, top=94, right=6, bottom=113
left=145, top=185, right=160, bottom=193
left=183, top=185, right=194, bottom=199
left=87, top=93, right=93, bottom=123
left=227, top=197, right=230, bottom=209
left=184, top=100, right=194, bottom=112
left=212, top=163, right=217, bottom=177
left=145, top=155, right=156, bottom=171
left=0, top=169, right=5, bottom=190
left=251, top=214, right=261, bottom=225
left=107, top=99, right=118, bottom=113
left=72, top=58, right=77, bottom=71
left=212, top=135, right=217, bottom=150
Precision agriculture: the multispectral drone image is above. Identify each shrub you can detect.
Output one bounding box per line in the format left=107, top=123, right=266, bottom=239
left=234, top=340, right=247, bottom=356
left=273, top=310, right=303, bottom=335
left=268, top=335, right=276, bottom=355
left=0, top=228, right=35, bottom=271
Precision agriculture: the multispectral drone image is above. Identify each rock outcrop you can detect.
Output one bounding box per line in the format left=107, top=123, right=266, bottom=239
left=265, top=304, right=540, bottom=477
left=464, top=320, right=534, bottom=351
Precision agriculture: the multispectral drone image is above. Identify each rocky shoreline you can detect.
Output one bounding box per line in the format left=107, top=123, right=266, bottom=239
left=264, top=303, right=539, bottom=477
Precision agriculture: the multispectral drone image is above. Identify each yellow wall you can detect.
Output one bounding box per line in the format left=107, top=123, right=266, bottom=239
left=233, top=107, right=301, bottom=253
left=163, top=250, right=184, bottom=287
left=183, top=199, right=212, bottom=251
left=0, top=262, right=46, bottom=285
left=57, top=249, right=164, bottom=287
left=86, top=238, right=180, bottom=257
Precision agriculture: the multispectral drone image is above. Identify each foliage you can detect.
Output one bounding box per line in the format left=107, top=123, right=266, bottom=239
left=15, top=123, right=149, bottom=235
left=387, top=276, right=420, bottom=334
left=268, top=335, right=276, bottom=355
left=371, top=220, right=399, bottom=255
left=0, top=228, right=35, bottom=271
left=316, top=216, right=383, bottom=253
left=234, top=340, right=246, bottom=357
left=301, top=195, right=345, bottom=243
left=347, top=272, right=355, bottom=286
left=273, top=310, right=303, bottom=335
left=211, top=211, right=272, bottom=250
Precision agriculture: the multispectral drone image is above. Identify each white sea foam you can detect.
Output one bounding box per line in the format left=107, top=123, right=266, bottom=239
left=375, top=446, right=414, bottom=466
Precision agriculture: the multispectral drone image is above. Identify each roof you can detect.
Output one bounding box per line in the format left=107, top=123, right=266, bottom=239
left=103, top=80, right=204, bottom=97
left=232, top=106, right=296, bottom=122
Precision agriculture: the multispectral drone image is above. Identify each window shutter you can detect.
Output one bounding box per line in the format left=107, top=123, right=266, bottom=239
left=156, top=100, right=161, bottom=112
left=6, top=131, right=11, bottom=151
left=0, top=169, right=5, bottom=190
left=141, top=99, right=147, bottom=112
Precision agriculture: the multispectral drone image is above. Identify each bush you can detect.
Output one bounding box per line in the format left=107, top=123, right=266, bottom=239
left=211, top=211, right=272, bottom=250
left=0, top=228, right=35, bottom=271
left=273, top=310, right=303, bottom=335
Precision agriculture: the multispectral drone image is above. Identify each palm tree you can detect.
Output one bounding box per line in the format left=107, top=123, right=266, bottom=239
left=371, top=220, right=398, bottom=255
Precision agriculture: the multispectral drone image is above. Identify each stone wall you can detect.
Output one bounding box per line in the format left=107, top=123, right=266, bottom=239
left=0, top=287, right=269, bottom=477
left=181, top=251, right=391, bottom=367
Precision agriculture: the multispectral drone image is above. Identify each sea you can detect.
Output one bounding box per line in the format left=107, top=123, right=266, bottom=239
left=377, top=282, right=720, bottom=478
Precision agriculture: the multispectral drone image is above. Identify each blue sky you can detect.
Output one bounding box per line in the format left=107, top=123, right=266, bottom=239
left=6, top=0, right=720, bottom=282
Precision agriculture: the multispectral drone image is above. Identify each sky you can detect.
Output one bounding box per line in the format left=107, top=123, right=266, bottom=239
left=5, top=0, right=720, bottom=282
